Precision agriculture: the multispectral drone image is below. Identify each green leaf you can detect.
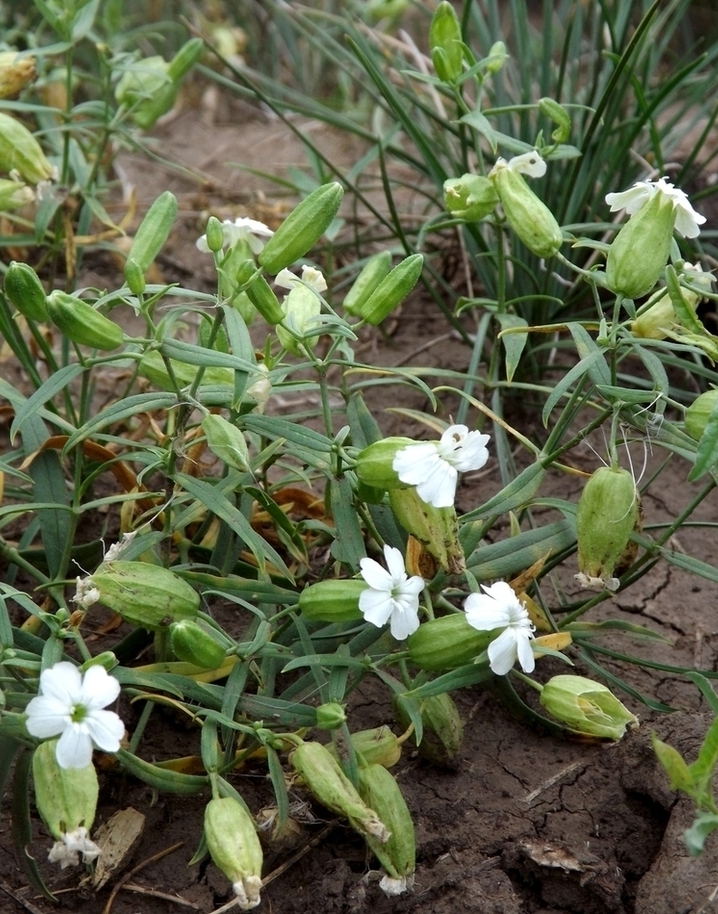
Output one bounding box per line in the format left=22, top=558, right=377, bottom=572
left=497, top=313, right=528, bottom=382
left=542, top=348, right=604, bottom=424
left=64, top=392, right=179, bottom=450
left=688, top=396, right=718, bottom=481
left=329, top=476, right=365, bottom=569
left=651, top=733, right=695, bottom=794
left=30, top=449, right=75, bottom=580
left=688, top=715, right=718, bottom=799
left=685, top=812, right=718, bottom=856
left=466, top=518, right=574, bottom=581
left=462, top=461, right=546, bottom=520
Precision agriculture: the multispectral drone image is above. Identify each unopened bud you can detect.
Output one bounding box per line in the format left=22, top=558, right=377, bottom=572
left=685, top=389, right=718, bottom=441
left=316, top=701, right=347, bottom=730
left=540, top=674, right=638, bottom=739
left=0, top=112, right=55, bottom=185
left=430, top=1, right=463, bottom=83
left=444, top=174, right=499, bottom=221
left=298, top=579, right=365, bottom=624
left=202, top=413, right=249, bottom=472
left=170, top=619, right=226, bottom=670
left=358, top=763, right=416, bottom=895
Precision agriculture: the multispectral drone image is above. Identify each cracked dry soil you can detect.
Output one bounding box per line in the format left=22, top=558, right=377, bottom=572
left=2, top=104, right=718, bottom=914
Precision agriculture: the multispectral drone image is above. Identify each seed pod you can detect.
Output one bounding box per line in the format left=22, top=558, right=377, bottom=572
left=490, top=162, right=562, bottom=258
left=127, top=191, right=178, bottom=275
left=606, top=190, right=675, bottom=299
left=0, top=53, right=37, bottom=99
left=32, top=739, right=99, bottom=842
left=202, top=413, right=249, bottom=472
left=389, top=487, right=465, bottom=575
left=204, top=215, right=225, bottom=254
left=343, top=251, right=392, bottom=316
left=329, top=726, right=402, bottom=769
left=407, top=614, right=491, bottom=671
left=575, top=465, right=640, bottom=591
left=316, top=701, right=347, bottom=730
left=0, top=177, right=33, bottom=210
left=429, top=1, right=463, bottom=83
left=297, top=579, right=366, bottom=624
left=236, top=259, right=284, bottom=324
left=540, top=674, right=638, bottom=740
left=358, top=764, right=415, bottom=895
left=204, top=797, right=263, bottom=911
left=166, top=37, right=204, bottom=82
left=258, top=182, right=344, bottom=274
left=4, top=261, right=48, bottom=321
left=358, top=254, right=424, bottom=326
left=46, top=291, right=124, bottom=350
left=394, top=691, right=464, bottom=768
left=290, top=741, right=389, bottom=843
left=0, top=111, right=55, bottom=184
left=169, top=619, right=226, bottom=670
left=82, top=560, right=200, bottom=630
left=355, top=437, right=413, bottom=491
left=685, top=389, right=718, bottom=441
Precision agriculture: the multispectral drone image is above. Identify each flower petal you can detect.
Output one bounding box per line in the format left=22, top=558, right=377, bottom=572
left=389, top=603, right=420, bottom=640
left=55, top=725, right=94, bottom=769
left=515, top=631, right=536, bottom=673
left=392, top=442, right=443, bottom=485
left=39, top=662, right=82, bottom=705
left=400, top=576, right=426, bottom=599
left=24, top=695, right=69, bottom=738
left=383, top=544, right=406, bottom=580
left=415, top=461, right=458, bottom=508
left=359, top=590, right=394, bottom=628
left=81, top=665, right=121, bottom=710
left=359, top=557, right=393, bottom=591
left=86, top=710, right=125, bottom=752
left=508, top=151, right=546, bottom=178
left=450, top=432, right=491, bottom=472
left=487, top=628, right=518, bottom=675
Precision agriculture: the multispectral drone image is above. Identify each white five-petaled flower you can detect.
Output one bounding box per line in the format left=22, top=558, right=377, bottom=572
left=359, top=545, right=425, bottom=640
left=605, top=177, right=705, bottom=239
left=25, top=661, right=125, bottom=768
left=275, top=264, right=328, bottom=294
left=464, top=581, right=536, bottom=675
left=195, top=216, right=274, bottom=253
left=392, top=424, right=491, bottom=508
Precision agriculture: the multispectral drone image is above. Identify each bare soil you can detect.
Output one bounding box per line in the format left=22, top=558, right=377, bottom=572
left=3, top=101, right=718, bottom=914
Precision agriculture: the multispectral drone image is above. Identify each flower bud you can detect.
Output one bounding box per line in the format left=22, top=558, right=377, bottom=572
left=32, top=739, right=101, bottom=868
left=407, top=614, right=491, bottom=670
left=169, top=619, right=226, bottom=670
left=0, top=112, right=55, bottom=185
left=356, top=253, right=424, bottom=326
left=343, top=251, right=392, bottom=316
left=685, top=389, right=718, bottom=441
left=4, top=260, right=48, bottom=321
left=485, top=41, right=508, bottom=75
left=355, top=437, right=414, bottom=491
left=540, top=674, right=638, bottom=740
left=236, top=259, right=284, bottom=325
left=290, top=741, right=389, bottom=843
left=76, top=560, right=200, bottom=630
left=124, top=256, right=146, bottom=296
left=202, top=413, right=249, bottom=472
left=46, top=291, right=124, bottom=351
left=316, top=701, right=347, bottom=730
left=0, top=52, right=37, bottom=99
left=430, top=1, right=463, bottom=83
left=394, top=691, right=463, bottom=768
left=344, top=726, right=402, bottom=768
left=298, top=579, right=366, bottom=624
left=389, top=487, right=465, bottom=575
left=276, top=283, right=323, bottom=354
left=204, top=797, right=263, bottom=910
left=204, top=215, right=225, bottom=254
left=575, top=465, right=640, bottom=591
left=357, top=763, right=416, bottom=895
left=631, top=264, right=713, bottom=339
left=606, top=189, right=675, bottom=299
left=489, top=158, right=563, bottom=258
left=443, top=174, right=499, bottom=221
left=0, top=177, right=33, bottom=209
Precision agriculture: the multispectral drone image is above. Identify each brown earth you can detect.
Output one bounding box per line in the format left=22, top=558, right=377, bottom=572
left=2, top=100, right=718, bottom=914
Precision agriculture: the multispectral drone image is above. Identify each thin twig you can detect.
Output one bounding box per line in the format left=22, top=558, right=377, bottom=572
left=120, top=882, right=201, bottom=909
left=261, top=823, right=336, bottom=888
left=102, top=841, right=184, bottom=914
left=0, top=884, right=46, bottom=914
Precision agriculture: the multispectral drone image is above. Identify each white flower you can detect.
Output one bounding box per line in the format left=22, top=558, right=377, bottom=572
left=392, top=424, right=491, bottom=508
left=275, top=264, right=328, bottom=294
left=196, top=216, right=273, bottom=253
left=25, top=662, right=125, bottom=768
left=605, top=177, right=705, bottom=239
left=490, top=151, right=547, bottom=179
left=48, top=827, right=101, bottom=869
left=359, top=545, right=424, bottom=640
left=464, top=581, right=535, bottom=675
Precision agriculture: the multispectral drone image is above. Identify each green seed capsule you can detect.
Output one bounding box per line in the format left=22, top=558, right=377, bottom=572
left=358, top=763, right=416, bottom=894
left=236, top=259, right=284, bottom=324
left=258, top=182, right=344, bottom=274
left=290, top=741, right=389, bottom=843
left=0, top=111, right=55, bottom=184
left=329, top=726, right=402, bottom=769
left=204, top=797, right=263, bottom=910
left=79, top=560, right=200, bottom=631
left=169, top=619, right=226, bottom=670
left=407, top=614, right=491, bottom=670
left=316, top=701, right=347, bottom=730
left=46, top=291, right=124, bottom=350
left=606, top=190, right=674, bottom=300
left=358, top=254, right=424, bottom=326
left=685, top=389, right=718, bottom=441
left=343, top=251, right=392, bottom=316
left=4, top=261, right=48, bottom=321
left=575, top=465, right=640, bottom=591
left=32, top=739, right=99, bottom=843
left=389, top=487, right=465, bottom=575
left=490, top=163, right=563, bottom=258
left=127, top=191, right=178, bottom=275
left=297, top=579, right=366, bottom=624
left=540, top=674, right=638, bottom=740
